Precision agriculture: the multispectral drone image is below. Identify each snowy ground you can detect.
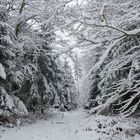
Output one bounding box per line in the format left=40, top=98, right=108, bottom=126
left=0, top=110, right=140, bottom=140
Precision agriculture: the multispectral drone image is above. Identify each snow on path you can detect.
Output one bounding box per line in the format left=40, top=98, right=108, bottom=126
left=0, top=110, right=140, bottom=140
left=0, top=110, right=100, bottom=140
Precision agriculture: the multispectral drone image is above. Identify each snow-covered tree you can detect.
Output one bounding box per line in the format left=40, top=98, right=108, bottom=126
left=64, top=0, right=140, bottom=117
left=0, top=0, right=78, bottom=122
left=81, top=0, right=140, bottom=117
left=58, top=59, right=77, bottom=111
left=0, top=1, right=29, bottom=120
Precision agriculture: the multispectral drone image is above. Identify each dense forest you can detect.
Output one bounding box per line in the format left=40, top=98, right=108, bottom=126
left=0, top=0, right=78, bottom=122
left=0, top=0, right=140, bottom=140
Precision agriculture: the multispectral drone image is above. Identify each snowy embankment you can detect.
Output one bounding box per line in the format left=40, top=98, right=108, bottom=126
left=0, top=110, right=140, bottom=140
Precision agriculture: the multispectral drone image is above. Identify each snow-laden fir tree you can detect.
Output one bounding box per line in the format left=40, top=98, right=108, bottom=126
left=58, top=59, right=77, bottom=111
left=0, top=0, right=78, bottom=123
left=0, top=1, right=28, bottom=120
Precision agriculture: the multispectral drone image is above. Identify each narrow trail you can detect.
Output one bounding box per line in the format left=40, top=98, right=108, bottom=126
left=0, top=110, right=140, bottom=140
left=0, top=110, right=100, bottom=140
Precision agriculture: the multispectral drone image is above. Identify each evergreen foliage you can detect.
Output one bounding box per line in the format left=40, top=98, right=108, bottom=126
left=0, top=0, right=77, bottom=124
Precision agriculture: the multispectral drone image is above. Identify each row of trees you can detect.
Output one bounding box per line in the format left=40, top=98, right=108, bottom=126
left=64, top=0, right=140, bottom=117
left=0, top=0, right=77, bottom=121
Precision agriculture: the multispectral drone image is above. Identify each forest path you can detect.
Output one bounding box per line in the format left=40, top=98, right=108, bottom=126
left=0, top=110, right=100, bottom=140
left=0, top=110, right=140, bottom=140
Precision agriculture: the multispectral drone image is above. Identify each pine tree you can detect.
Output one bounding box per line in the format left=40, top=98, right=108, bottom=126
left=59, top=59, right=77, bottom=111
left=0, top=1, right=28, bottom=119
